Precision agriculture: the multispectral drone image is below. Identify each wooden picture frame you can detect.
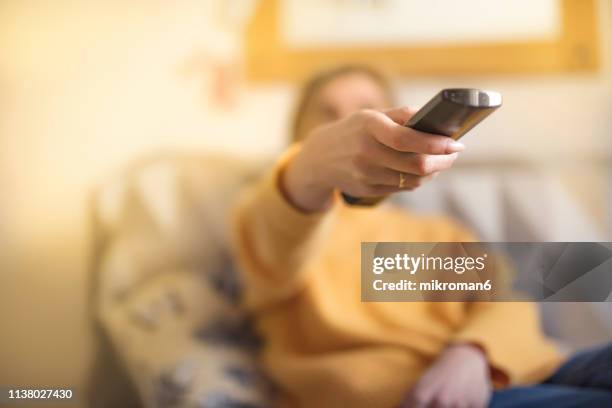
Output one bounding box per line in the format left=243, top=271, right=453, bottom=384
left=244, top=0, right=599, bottom=82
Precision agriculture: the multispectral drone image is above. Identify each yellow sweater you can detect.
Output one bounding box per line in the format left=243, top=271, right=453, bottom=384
left=232, top=148, right=562, bottom=408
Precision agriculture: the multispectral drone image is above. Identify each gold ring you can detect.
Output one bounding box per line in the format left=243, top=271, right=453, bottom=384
left=398, top=172, right=406, bottom=188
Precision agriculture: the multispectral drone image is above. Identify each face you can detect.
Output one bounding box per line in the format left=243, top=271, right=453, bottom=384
left=295, top=72, right=390, bottom=141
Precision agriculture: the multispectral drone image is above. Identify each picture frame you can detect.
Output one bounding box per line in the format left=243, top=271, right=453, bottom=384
left=245, top=0, right=599, bottom=81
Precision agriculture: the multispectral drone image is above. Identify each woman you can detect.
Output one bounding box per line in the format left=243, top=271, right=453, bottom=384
left=232, top=65, right=612, bottom=407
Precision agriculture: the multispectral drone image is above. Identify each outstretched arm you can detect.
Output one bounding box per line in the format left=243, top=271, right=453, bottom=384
left=232, top=107, right=465, bottom=311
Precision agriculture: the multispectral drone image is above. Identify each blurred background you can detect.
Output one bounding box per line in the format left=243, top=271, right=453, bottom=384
left=1, top=0, right=611, bottom=406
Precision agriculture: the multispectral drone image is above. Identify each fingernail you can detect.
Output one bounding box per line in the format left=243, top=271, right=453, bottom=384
left=449, top=141, right=465, bottom=152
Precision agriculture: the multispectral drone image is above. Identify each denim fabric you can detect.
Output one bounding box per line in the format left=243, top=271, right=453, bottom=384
left=490, top=343, right=612, bottom=407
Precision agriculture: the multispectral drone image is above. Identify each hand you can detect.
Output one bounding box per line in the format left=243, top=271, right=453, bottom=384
left=402, top=344, right=493, bottom=408
left=282, top=107, right=465, bottom=212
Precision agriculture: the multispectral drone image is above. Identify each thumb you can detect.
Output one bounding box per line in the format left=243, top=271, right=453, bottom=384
left=382, top=106, right=417, bottom=126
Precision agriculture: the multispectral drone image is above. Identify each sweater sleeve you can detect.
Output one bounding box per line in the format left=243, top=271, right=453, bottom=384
left=452, top=301, right=563, bottom=386
left=231, top=144, right=335, bottom=312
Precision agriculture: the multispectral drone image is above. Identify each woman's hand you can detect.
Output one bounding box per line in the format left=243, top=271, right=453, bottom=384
left=282, top=107, right=465, bottom=212
left=402, top=343, right=493, bottom=408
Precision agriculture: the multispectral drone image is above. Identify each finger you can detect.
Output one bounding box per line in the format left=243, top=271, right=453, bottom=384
left=400, top=174, right=437, bottom=190
left=369, top=116, right=465, bottom=154
left=353, top=160, right=439, bottom=188
left=403, top=392, right=431, bottom=408
left=400, top=153, right=458, bottom=177
left=374, top=171, right=436, bottom=190
left=403, top=381, right=436, bottom=408
left=382, top=106, right=417, bottom=125
left=371, top=143, right=459, bottom=176
left=348, top=184, right=400, bottom=198
left=431, top=394, right=454, bottom=408
left=353, top=164, right=401, bottom=187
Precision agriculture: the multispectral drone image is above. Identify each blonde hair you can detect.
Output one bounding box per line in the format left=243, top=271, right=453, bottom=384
left=289, top=65, right=394, bottom=142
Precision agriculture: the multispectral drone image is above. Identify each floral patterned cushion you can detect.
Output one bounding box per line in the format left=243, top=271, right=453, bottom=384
left=90, top=153, right=274, bottom=407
